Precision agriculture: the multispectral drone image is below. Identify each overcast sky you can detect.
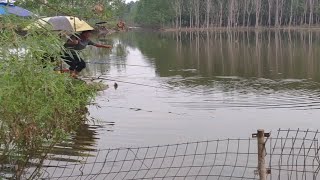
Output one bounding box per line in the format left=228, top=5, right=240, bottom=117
left=125, top=0, right=137, bottom=3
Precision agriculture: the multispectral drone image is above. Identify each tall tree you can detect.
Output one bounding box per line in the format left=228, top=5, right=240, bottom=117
left=194, top=0, right=200, bottom=28
left=255, top=0, right=262, bottom=27
left=218, top=0, right=224, bottom=27
left=172, top=0, right=182, bottom=29
left=134, top=0, right=173, bottom=28
left=205, top=0, right=211, bottom=28
left=289, top=0, right=293, bottom=27
left=228, top=0, right=235, bottom=28
left=114, top=0, right=320, bottom=28
left=275, top=0, right=280, bottom=27
left=268, top=0, right=273, bottom=27
left=309, top=0, right=315, bottom=26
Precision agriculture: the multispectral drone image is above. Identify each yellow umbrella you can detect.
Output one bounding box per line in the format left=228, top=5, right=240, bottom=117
left=25, top=16, right=94, bottom=32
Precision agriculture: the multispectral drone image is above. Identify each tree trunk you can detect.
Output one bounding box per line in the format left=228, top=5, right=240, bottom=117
left=316, top=0, right=319, bottom=25
left=289, top=0, right=293, bottom=27
left=188, top=0, right=193, bottom=28
left=190, top=14, right=193, bottom=28
left=228, top=0, right=235, bottom=28
left=211, top=3, right=216, bottom=27
left=279, top=0, right=284, bottom=26
left=219, top=0, right=223, bottom=27
left=268, top=0, right=273, bottom=27
left=206, top=0, right=211, bottom=29
left=194, top=0, right=200, bottom=28
left=303, top=0, right=308, bottom=25
left=255, top=0, right=261, bottom=28
left=309, top=0, right=314, bottom=26
left=246, top=0, right=253, bottom=27
left=172, top=0, right=182, bottom=29
left=243, top=0, right=248, bottom=27
left=179, top=8, right=182, bottom=29
left=235, top=0, right=240, bottom=27
left=275, top=0, right=279, bottom=27
left=179, top=0, right=182, bottom=29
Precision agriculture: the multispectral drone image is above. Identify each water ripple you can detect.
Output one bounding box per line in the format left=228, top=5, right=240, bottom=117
left=165, top=77, right=320, bottom=110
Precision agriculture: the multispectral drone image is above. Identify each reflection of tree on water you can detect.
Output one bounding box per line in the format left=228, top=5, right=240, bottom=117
left=48, top=123, right=100, bottom=162
left=116, top=30, right=320, bottom=82
left=114, top=42, right=128, bottom=59
left=83, top=36, right=134, bottom=76
left=81, top=38, right=114, bottom=76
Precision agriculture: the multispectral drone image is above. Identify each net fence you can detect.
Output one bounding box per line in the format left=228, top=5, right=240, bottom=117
left=2, top=129, right=320, bottom=180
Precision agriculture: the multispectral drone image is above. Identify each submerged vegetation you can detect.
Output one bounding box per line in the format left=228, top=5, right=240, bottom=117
left=0, top=16, right=97, bottom=179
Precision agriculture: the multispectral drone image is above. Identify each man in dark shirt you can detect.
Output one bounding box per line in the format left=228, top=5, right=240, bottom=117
left=62, top=30, right=112, bottom=77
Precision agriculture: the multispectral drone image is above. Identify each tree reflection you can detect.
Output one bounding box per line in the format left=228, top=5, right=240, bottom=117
left=48, top=123, right=100, bottom=162
left=118, top=30, right=320, bottom=82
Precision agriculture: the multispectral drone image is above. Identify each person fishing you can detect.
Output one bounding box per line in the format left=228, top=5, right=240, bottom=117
left=62, top=30, right=112, bottom=77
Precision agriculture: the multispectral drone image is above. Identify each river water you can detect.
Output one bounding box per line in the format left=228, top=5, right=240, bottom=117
left=76, top=30, right=320, bottom=150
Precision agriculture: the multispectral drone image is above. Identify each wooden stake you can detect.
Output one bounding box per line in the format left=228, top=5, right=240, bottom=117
left=257, top=129, right=267, bottom=180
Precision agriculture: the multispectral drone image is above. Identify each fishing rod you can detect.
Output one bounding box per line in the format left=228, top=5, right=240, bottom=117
left=85, top=61, right=153, bottom=68
left=101, top=105, right=189, bottom=116
left=82, top=76, right=206, bottom=96
left=83, top=76, right=214, bottom=117
left=83, top=76, right=173, bottom=90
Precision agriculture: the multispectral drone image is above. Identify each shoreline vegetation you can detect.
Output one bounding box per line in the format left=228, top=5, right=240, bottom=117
left=127, top=0, right=320, bottom=33
left=162, top=26, right=320, bottom=32
left=0, top=0, right=121, bottom=179
left=0, top=16, right=102, bottom=179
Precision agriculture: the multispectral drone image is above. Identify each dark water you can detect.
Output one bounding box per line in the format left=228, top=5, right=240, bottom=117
left=74, top=30, right=320, bottom=150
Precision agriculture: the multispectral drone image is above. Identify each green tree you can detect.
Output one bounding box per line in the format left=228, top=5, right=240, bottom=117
left=16, top=0, right=127, bottom=21
left=134, top=0, right=174, bottom=28
left=0, top=16, right=97, bottom=179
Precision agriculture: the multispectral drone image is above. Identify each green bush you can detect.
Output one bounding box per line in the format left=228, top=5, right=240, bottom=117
left=0, top=16, right=97, bottom=179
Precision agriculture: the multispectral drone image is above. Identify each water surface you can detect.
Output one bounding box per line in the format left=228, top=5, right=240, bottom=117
left=81, top=30, right=320, bottom=149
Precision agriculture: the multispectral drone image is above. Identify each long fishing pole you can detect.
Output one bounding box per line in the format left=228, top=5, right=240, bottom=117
left=82, top=76, right=205, bottom=96
left=85, top=61, right=153, bottom=68
left=100, top=105, right=189, bottom=116
left=83, top=76, right=173, bottom=90
left=83, top=77, right=213, bottom=117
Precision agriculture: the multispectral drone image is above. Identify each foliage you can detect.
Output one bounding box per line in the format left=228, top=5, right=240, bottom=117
left=128, top=0, right=320, bottom=28
left=13, top=0, right=320, bottom=29
left=15, top=0, right=127, bottom=22
left=0, top=16, right=96, bottom=179
left=134, top=0, right=174, bottom=28
left=122, top=1, right=138, bottom=26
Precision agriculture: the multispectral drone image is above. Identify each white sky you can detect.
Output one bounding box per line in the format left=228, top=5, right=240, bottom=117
left=125, top=0, right=137, bottom=3
left=0, top=0, right=15, bottom=3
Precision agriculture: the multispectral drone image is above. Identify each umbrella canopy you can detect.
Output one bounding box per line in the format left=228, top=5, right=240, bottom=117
left=26, top=16, right=94, bottom=32
left=0, top=3, right=33, bottom=17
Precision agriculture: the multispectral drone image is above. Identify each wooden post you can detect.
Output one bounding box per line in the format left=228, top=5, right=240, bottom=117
left=257, top=129, right=267, bottom=180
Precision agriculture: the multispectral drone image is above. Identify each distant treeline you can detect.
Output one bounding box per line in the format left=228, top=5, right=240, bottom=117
left=127, top=0, right=320, bottom=28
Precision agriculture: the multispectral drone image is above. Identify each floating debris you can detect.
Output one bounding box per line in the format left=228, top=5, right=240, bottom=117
left=114, top=82, right=118, bottom=89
